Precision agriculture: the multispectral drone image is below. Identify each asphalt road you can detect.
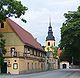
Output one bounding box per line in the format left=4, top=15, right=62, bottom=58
left=0, top=69, right=80, bottom=78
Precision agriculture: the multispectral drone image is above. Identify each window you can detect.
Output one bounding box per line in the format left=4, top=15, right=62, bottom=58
left=48, top=42, right=50, bottom=46
left=24, top=48, right=27, bottom=53
left=39, top=52, right=40, bottom=57
left=30, top=50, right=33, bottom=55
left=27, top=62, right=29, bottom=70
left=40, top=53, right=42, bottom=57
left=34, top=51, right=36, bottom=56
left=32, top=63, right=33, bottom=69
left=28, top=48, right=30, bottom=51
left=36, top=51, right=37, bottom=56
left=34, top=51, right=37, bottom=56
left=13, top=63, right=18, bottom=69
left=42, top=53, right=44, bottom=57
left=11, top=48, right=15, bottom=57
left=35, top=63, right=37, bottom=69
left=0, top=22, right=4, bottom=28
left=40, top=52, right=41, bottom=57
left=54, top=42, right=55, bottom=46
left=37, top=52, right=40, bottom=57
left=32, top=49, right=34, bottom=55
left=27, top=48, right=30, bottom=56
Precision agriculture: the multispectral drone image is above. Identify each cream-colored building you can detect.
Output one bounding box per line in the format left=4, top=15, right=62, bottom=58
left=0, top=18, right=46, bottom=74
left=45, top=19, right=58, bottom=70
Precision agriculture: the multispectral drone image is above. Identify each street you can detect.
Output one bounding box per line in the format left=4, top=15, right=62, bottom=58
left=0, top=69, right=80, bottom=78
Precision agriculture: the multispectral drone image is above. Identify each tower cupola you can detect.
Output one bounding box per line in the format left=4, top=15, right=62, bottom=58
left=46, top=19, right=55, bottom=41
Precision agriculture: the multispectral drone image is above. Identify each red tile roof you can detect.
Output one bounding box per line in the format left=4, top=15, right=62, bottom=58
left=6, top=18, right=43, bottom=50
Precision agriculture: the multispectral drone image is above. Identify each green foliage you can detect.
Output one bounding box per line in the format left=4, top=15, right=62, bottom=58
left=0, top=0, right=28, bottom=23
left=47, top=47, right=50, bottom=52
left=0, top=0, right=28, bottom=67
left=0, top=33, right=6, bottom=67
left=47, top=46, right=58, bottom=59
left=60, top=6, right=80, bottom=65
left=0, top=57, right=4, bottom=67
left=50, top=46, right=58, bottom=59
left=0, top=39, right=6, bottom=54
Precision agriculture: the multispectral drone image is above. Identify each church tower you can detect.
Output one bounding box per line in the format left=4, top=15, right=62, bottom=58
left=45, top=18, right=55, bottom=52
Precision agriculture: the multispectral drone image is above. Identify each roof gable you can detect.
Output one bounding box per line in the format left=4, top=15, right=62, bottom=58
left=6, top=18, right=43, bottom=50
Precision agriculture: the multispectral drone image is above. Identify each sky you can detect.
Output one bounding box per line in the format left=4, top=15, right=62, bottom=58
left=11, top=0, right=80, bottom=46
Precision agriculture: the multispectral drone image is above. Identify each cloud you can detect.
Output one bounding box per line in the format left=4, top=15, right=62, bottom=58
left=11, top=0, right=80, bottom=46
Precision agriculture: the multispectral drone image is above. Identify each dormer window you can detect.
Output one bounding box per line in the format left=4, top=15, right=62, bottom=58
left=0, top=22, right=4, bottom=28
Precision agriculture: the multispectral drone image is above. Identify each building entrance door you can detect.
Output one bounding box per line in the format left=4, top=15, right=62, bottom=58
left=63, top=64, right=66, bottom=69
left=1, top=62, right=7, bottom=73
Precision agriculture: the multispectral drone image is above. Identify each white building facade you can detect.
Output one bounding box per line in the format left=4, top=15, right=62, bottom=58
left=60, top=61, right=69, bottom=69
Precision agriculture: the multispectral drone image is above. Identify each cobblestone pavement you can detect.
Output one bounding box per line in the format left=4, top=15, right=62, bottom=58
left=0, top=69, right=80, bottom=78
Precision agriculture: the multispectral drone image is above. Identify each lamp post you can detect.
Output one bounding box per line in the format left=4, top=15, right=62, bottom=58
left=71, top=56, right=73, bottom=65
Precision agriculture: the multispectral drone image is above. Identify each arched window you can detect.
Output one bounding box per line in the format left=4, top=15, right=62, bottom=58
left=54, top=42, right=55, bottom=46
left=48, top=42, right=50, bottom=46
left=11, top=48, right=15, bottom=57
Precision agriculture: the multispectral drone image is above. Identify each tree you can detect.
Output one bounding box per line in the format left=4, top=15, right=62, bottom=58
left=50, top=46, right=58, bottom=59
left=0, top=0, right=28, bottom=23
left=0, top=0, right=28, bottom=67
left=0, top=33, right=6, bottom=67
left=59, top=6, right=80, bottom=65
left=47, top=46, right=58, bottom=59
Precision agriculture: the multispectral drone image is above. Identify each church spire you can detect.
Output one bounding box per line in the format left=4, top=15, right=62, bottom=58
left=46, top=18, right=55, bottom=41
left=49, top=17, right=51, bottom=27
left=48, top=17, right=52, bottom=32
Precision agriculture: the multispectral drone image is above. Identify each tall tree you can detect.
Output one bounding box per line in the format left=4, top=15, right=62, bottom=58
left=0, top=33, right=6, bottom=67
left=0, top=0, right=28, bottom=67
left=50, top=46, right=58, bottom=59
left=59, top=6, right=80, bottom=65
left=0, top=0, right=28, bottom=23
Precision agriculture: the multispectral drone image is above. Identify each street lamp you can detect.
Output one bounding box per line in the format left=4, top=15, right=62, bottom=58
left=71, top=56, right=73, bottom=65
